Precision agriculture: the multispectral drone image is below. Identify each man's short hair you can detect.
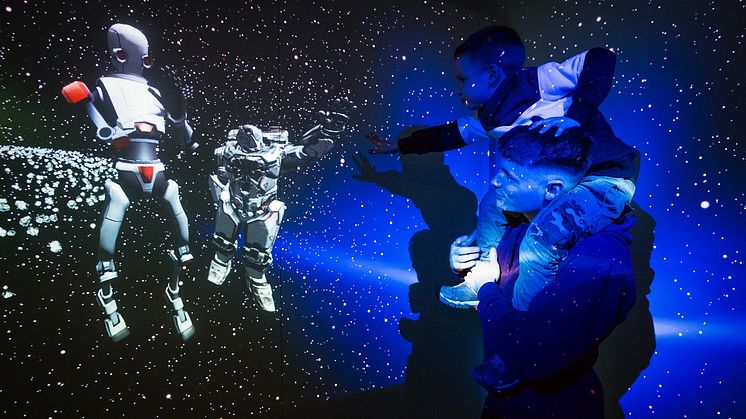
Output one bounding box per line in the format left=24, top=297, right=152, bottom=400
left=454, top=25, right=525, bottom=75
left=498, top=125, right=593, bottom=177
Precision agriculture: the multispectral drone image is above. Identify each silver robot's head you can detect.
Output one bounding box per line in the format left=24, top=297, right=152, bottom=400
left=107, top=24, right=152, bottom=75
left=262, top=126, right=289, bottom=146
left=231, top=124, right=264, bottom=151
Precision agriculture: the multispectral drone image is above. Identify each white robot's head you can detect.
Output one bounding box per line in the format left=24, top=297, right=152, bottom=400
left=107, top=24, right=152, bottom=75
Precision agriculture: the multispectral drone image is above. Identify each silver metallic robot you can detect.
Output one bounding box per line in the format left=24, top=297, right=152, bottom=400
left=207, top=99, right=354, bottom=311
left=62, top=24, right=197, bottom=341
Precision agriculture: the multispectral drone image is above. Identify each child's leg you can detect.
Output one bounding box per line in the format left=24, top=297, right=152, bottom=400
left=476, top=188, right=507, bottom=260
left=439, top=188, right=507, bottom=309
left=512, top=176, right=636, bottom=310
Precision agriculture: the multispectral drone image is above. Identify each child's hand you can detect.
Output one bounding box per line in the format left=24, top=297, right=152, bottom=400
left=450, top=231, right=481, bottom=274
left=529, top=117, right=580, bottom=136
left=365, top=132, right=399, bottom=154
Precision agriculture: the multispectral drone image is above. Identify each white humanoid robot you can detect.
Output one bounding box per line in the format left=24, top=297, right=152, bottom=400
left=62, top=24, right=197, bottom=341
left=207, top=99, right=354, bottom=311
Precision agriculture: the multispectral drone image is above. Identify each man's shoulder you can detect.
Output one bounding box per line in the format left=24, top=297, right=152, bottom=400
left=559, top=215, right=636, bottom=282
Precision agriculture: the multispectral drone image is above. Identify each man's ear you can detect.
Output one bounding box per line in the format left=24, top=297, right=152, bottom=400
left=544, top=180, right=565, bottom=201
left=487, top=64, right=505, bottom=87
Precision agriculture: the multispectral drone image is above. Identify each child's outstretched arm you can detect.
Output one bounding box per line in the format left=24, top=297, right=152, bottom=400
left=365, top=132, right=399, bottom=154
left=366, top=121, right=468, bottom=155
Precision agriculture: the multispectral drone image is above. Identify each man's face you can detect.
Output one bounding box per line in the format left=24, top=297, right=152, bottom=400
left=491, top=159, right=549, bottom=214
left=453, top=54, right=500, bottom=111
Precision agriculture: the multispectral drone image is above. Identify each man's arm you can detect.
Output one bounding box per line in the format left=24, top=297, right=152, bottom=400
left=477, top=227, right=635, bottom=382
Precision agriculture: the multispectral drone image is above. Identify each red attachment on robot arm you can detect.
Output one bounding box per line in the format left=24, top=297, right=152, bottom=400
left=61, top=81, right=92, bottom=104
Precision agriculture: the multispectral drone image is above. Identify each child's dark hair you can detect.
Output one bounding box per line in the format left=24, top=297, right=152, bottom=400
left=498, top=125, right=592, bottom=177
left=454, top=25, right=525, bottom=75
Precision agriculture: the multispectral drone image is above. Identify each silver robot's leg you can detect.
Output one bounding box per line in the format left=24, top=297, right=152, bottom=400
left=242, top=200, right=286, bottom=312
left=161, top=179, right=194, bottom=338
left=96, top=180, right=130, bottom=341
left=207, top=197, right=240, bottom=285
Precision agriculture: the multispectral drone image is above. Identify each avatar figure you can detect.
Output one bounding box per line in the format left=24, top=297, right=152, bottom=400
left=207, top=99, right=354, bottom=311
left=61, top=24, right=197, bottom=341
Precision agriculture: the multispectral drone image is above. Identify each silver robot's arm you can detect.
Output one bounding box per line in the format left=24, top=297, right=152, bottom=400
left=209, top=145, right=230, bottom=203
left=280, top=136, right=334, bottom=173
left=281, top=97, right=355, bottom=171
left=208, top=173, right=228, bottom=204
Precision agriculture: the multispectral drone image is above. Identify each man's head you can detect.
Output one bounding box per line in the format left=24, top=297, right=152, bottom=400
left=491, top=125, right=592, bottom=217
left=453, top=25, right=525, bottom=111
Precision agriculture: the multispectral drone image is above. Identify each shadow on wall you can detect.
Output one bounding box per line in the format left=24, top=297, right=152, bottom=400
left=288, top=128, right=485, bottom=418
left=289, top=136, right=656, bottom=419
left=355, top=129, right=486, bottom=418
left=595, top=201, right=657, bottom=419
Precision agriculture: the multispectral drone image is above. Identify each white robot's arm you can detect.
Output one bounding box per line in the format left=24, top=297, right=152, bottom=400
left=146, top=66, right=198, bottom=151
left=61, top=81, right=118, bottom=141
left=169, top=117, right=196, bottom=151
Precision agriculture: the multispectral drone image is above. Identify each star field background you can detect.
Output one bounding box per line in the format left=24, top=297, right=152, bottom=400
left=0, top=0, right=744, bottom=417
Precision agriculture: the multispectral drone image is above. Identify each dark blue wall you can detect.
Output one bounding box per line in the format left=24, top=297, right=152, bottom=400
left=0, top=1, right=743, bottom=417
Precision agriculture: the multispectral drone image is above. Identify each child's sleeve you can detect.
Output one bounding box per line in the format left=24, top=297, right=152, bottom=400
left=397, top=116, right=496, bottom=155
left=537, top=48, right=616, bottom=125
left=397, top=121, right=465, bottom=154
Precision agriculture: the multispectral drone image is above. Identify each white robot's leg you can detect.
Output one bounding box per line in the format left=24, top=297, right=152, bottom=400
left=164, top=282, right=194, bottom=340
left=162, top=179, right=192, bottom=270
left=207, top=197, right=240, bottom=285
left=96, top=180, right=130, bottom=341
left=242, top=200, right=286, bottom=312
left=160, top=179, right=194, bottom=338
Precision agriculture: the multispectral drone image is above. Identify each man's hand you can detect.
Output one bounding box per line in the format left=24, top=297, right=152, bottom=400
left=529, top=117, right=580, bottom=136
left=450, top=231, right=481, bottom=274
left=463, top=248, right=501, bottom=292
left=365, top=132, right=399, bottom=154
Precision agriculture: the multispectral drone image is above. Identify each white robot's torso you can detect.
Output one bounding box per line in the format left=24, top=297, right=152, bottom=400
left=74, top=23, right=196, bottom=340
left=98, top=75, right=167, bottom=137
left=92, top=74, right=171, bottom=194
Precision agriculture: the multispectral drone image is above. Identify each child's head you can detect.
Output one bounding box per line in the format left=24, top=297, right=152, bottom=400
left=453, top=25, right=525, bottom=111
left=491, top=125, right=591, bottom=215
